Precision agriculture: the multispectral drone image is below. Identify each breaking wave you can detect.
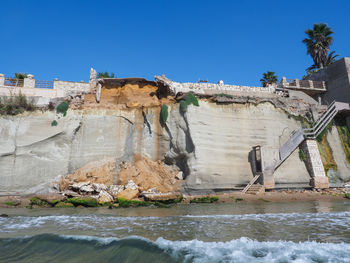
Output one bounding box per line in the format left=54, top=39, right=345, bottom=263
left=0, top=234, right=349, bottom=263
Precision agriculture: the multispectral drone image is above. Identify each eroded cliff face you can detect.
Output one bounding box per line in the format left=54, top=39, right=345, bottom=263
left=1, top=100, right=349, bottom=195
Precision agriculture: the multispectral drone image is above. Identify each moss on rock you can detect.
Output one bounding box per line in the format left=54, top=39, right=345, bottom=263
left=66, top=197, right=98, bottom=207
left=55, top=202, right=74, bottom=208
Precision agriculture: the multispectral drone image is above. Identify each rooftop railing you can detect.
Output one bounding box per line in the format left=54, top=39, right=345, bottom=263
left=4, top=77, right=24, bottom=87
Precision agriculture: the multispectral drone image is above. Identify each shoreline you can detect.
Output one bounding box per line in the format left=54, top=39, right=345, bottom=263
left=0, top=188, right=349, bottom=209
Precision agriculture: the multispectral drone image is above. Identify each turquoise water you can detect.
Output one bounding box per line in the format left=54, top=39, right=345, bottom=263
left=0, top=200, right=350, bottom=262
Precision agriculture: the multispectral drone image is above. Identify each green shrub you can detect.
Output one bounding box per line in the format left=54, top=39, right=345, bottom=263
left=5, top=201, right=14, bottom=206
left=66, top=197, right=98, bottom=207
left=190, top=196, right=219, bottom=203
left=56, top=102, right=69, bottom=116
left=180, top=100, right=188, bottom=112
left=185, top=93, right=199, bottom=106
left=15, top=72, right=27, bottom=80
left=98, top=72, right=116, bottom=78
left=299, top=149, right=306, bottom=161
left=160, top=104, right=168, bottom=123
left=345, top=193, right=350, bottom=199
left=51, top=120, right=58, bottom=126
left=0, top=94, right=35, bottom=116
left=235, top=198, right=243, bottom=202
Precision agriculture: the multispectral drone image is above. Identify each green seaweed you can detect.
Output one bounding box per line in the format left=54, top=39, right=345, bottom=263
left=30, top=197, right=48, bottom=207
left=66, top=197, right=98, bottom=207
left=55, top=202, right=74, bottom=208
left=345, top=193, right=350, bottom=199
left=190, top=196, right=219, bottom=203
left=258, top=198, right=270, bottom=202
left=117, top=198, right=151, bottom=208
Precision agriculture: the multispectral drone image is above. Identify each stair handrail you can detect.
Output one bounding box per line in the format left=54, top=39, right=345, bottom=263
left=242, top=174, right=261, bottom=193
left=303, top=101, right=336, bottom=133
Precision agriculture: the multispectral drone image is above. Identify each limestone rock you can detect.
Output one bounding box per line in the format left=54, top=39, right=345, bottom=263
left=108, top=185, right=125, bottom=198
left=176, top=171, right=184, bottom=180
left=140, top=187, right=158, bottom=196
left=80, top=184, right=94, bottom=193
left=92, top=183, right=107, bottom=193
left=117, top=188, right=139, bottom=200
left=71, top=182, right=90, bottom=191
left=125, top=180, right=138, bottom=190
left=35, top=193, right=66, bottom=204
left=142, top=192, right=182, bottom=201
left=62, top=190, right=81, bottom=198
left=98, top=190, right=114, bottom=204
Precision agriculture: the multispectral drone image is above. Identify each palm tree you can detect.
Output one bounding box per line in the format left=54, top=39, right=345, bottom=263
left=325, top=51, right=339, bottom=67
left=306, top=51, right=339, bottom=73
left=302, top=23, right=333, bottom=69
left=260, top=71, right=278, bottom=87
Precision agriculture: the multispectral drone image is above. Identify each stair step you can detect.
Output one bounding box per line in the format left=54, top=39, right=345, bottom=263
left=245, top=184, right=265, bottom=195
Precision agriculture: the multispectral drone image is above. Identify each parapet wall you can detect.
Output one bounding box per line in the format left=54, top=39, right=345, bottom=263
left=0, top=71, right=93, bottom=103
left=155, top=75, right=282, bottom=97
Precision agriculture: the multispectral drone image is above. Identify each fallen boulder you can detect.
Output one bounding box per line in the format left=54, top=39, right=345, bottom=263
left=71, top=182, right=90, bottom=191
left=108, top=185, right=125, bottom=198
left=93, top=183, right=107, bottom=193
left=117, top=188, right=139, bottom=200
left=125, top=180, right=138, bottom=190
left=98, top=190, right=114, bottom=204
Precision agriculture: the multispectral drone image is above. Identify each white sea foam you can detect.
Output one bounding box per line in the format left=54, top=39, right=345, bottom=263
left=156, top=237, right=350, bottom=263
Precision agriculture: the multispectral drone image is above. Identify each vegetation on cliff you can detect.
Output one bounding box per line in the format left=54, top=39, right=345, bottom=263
left=334, top=117, right=350, bottom=164
left=0, top=93, right=35, bottom=115
left=160, top=104, right=168, bottom=124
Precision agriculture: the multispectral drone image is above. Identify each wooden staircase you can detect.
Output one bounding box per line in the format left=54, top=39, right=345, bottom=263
left=245, top=184, right=265, bottom=195
left=242, top=174, right=261, bottom=194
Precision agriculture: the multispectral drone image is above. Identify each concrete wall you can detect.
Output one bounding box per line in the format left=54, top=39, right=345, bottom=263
left=307, top=58, right=350, bottom=104
left=0, top=102, right=316, bottom=195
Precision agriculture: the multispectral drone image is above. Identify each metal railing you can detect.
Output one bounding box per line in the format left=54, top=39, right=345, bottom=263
left=35, top=80, right=54, bottom=89
left=4, top=77, right=24, bottom=87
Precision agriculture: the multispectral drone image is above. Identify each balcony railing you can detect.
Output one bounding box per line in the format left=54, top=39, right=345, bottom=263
left=4, top=78, right=24, bottom=87
left=35, top=80, right=54, bottom=89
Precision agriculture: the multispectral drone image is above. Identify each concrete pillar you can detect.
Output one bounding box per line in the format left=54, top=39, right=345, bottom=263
left=301, top=139, right=329, bottom=188
left=96, top=83, right=101, bottom=103
left=89, top=68, right=97, bottom=92
left=24, top=74, right=35, bottom=88
left=308, top=80, right=314, bottom=89
left=295, top=79, right=300, bottom=87
left=0, top=74, right=4, bottom=86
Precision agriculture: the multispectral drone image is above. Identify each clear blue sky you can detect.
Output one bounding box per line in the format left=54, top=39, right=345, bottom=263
left=1, top=0, right=349, bottom=86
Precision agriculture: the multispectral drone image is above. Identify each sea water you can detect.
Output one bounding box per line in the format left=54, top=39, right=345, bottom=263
left=0, top=200, right=350, bottom=262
